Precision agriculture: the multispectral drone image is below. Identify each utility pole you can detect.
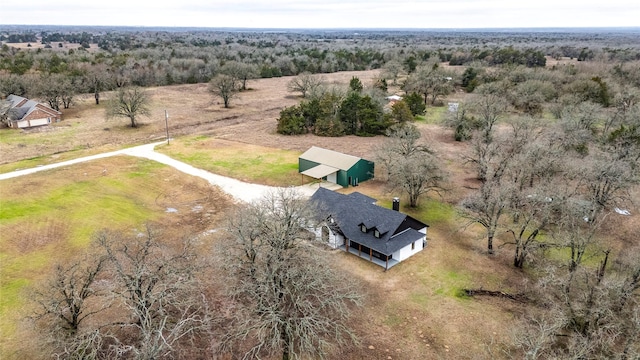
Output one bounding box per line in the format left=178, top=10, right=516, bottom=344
left=164, top=110, right=170, bottom=144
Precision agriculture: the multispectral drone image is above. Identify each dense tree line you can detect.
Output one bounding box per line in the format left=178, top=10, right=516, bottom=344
left=371, top=77, right=638, bottom=357
left=1, top=33, right=38, bottom=43
left=448, top=46, right=546, bottom=67
left=1, top=27, right=639, bottom=105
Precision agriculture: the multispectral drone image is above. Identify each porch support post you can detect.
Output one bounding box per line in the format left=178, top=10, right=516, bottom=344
left=346, top=240, right=349, bottom=253
left=386, top=255, right=388, bottom=270
left=358, top=244, right=361, bottom=257
left=369, top=248, right=372, bottom=261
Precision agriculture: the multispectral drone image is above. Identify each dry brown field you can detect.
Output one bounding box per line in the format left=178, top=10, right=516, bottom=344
left=6, top=41, right=101, bottom=51
left=1, top=70, right=384, bottom=165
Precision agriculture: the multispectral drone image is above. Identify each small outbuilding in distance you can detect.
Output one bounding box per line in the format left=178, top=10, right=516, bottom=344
left=299, top=146, right=374, bottom=187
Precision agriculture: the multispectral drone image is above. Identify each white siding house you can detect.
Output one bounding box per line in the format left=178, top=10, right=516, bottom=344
left=310, top=188, right=429, bottom=270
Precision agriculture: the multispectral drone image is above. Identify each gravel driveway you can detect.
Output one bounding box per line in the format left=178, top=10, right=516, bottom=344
left=0, top=141, right=339, bottom=203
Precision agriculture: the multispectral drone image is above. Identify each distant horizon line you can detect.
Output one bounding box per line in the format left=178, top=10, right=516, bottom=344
left=1, top=24, right=639, bottom=32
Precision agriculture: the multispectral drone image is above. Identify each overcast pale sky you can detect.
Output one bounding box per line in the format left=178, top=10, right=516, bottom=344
left=1, top=0, right=638, bottom=29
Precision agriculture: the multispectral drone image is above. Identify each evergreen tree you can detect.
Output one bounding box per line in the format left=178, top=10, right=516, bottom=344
left=349, top=76, right=363, bottom=92
left=404, top=92, right=426, bottom=116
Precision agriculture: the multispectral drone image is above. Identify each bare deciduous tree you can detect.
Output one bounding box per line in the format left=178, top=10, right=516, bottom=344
left=33, top=73, right=67, bottom=111
left=460, top=179, right=511, bottom=254
left=505, top=123, right=562, bottom=192
left=105, top=86, right=150, bottom=128
left=30, top=226, right=214, bottom=359
left=525, top=248, right=640, bottom=359
left=97, top=227, right=212, bottom=359
left=221, top=61, right=258, bottom=91
left=83, top=63, right=111, bottom=105
left=287, top=72, right=323, bottom=98
left=465, top=119, right=534, bottom=183
left=466, top=132, right=501, bottom=182
left=376, top=123, right=447, bottom=208
left=393, top=154, right=447, bottom=208
left=30, top=243, right=114, bottom=359
left=32, top=256, right=108, bottom=336
left=500, top=123, right=565, bottom=267
left=512, top=312, right=564, bottom=360
left=504, top=187, right=556, bottom=268
left=209, top=74, right=239, bottom=108
left=575, top=151, right=636, bottom=221
left=554, top=101, right=602, bottom=154
left=218, top=189, right=362, bottom=360
left=382, top=59, right=404, bottom=85
left=551, top=198, right=605, bottom=272
left=30, top=245, right=111, bottom=360
left=377, top=123, right=430, bottom=168
left=403, top=61, right=452, bottom=106
left=469, top=93, right=509, bottom=143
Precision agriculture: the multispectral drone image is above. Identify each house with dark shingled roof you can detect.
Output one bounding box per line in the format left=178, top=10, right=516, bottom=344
left=309, top=187, right=428, bottom=270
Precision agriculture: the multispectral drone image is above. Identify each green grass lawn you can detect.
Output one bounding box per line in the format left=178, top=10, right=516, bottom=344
left=0, top=156, right=218, bottom=358
left=156, top=135, right=301, bottom=186
left=373, top=195, right=480, bottom=298
left=377, top=195, right=456, bottom=228
left=415, top=105, right=448, bottom=124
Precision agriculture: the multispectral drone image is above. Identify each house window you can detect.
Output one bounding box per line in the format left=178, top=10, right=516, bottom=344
left=374, top=229, right=380, bottom=238
left=360, top=224, right=367, bottom=233
left=411, top=241, right=415, bottom=250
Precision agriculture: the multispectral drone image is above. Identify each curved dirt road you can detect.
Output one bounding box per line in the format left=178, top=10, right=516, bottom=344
left=0, top=142, right=331, bottom=203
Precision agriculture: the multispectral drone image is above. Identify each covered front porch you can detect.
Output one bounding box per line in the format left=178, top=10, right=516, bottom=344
left=338, top=244, right=400, bottom=270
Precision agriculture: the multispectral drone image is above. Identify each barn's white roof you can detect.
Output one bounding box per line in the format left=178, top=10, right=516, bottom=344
left=299, top=146, right=361, bottom=171
left=300, top=164, right=339, bottom=179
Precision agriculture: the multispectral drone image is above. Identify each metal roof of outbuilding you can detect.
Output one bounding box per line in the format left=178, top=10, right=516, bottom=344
left=300, top=164, right=339, bottom=179
left=299, top=146, right=362, bottom=171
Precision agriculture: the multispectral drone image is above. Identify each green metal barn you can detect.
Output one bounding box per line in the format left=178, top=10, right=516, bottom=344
left=299, top=146, right=374, bottom=187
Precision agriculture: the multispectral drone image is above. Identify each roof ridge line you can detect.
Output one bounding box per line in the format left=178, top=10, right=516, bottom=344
left=390, top=227, right=411, bottom=239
